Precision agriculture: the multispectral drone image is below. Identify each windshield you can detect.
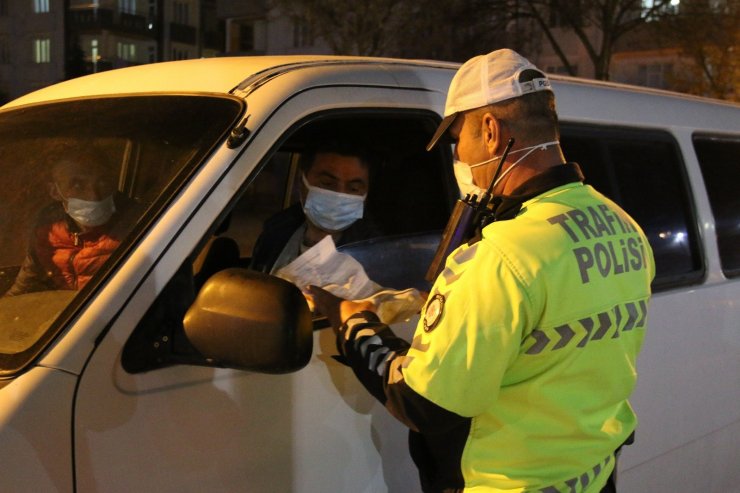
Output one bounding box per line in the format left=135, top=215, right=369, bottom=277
left=0, top=95, right=242, bottom=375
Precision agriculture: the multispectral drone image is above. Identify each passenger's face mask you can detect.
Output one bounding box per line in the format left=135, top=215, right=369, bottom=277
left=453, top=140, right=560, bottom=198
left=56, top=184, right=116, bottom=228
left=302, top=174, right=366, bottom=232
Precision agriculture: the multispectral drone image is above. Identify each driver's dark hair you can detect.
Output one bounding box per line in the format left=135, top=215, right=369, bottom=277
left=299, top=139, right=376, bottom=174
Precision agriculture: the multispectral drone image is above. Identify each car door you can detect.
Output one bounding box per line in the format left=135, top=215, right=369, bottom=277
left=73, top=83, right=455, bottom=492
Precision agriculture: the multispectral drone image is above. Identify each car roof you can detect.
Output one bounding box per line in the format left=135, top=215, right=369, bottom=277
left=3, top=55, right=736, bottom=133
left=2, top=55, right=459, bottom=109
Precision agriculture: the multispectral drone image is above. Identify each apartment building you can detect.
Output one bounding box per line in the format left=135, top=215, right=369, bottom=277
left=218, top=0, right=329, bottom=56
left=0, top=0, right=221, bottom=102
left=0, top=0, right=65, bottom=101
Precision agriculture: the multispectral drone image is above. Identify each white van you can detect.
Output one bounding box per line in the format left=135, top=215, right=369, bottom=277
left=0, top=56, right=738, bottom=493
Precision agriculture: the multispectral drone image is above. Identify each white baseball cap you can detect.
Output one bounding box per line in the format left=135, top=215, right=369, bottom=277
left=426, top=49, right=552, bottom=151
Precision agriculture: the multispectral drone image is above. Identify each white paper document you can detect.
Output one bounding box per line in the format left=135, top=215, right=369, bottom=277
left=275, top=235, right=424, bottom=325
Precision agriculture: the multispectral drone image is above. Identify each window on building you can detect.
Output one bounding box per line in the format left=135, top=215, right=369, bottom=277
left=693, top=135, right=740, bottom=277
left=33, top=38, right=51, bottom=63
left=174, top=1, right=189, bottom=25
left=33, top=0, right=50, bottom=13
left=119, top=0, right=136, bottom=14
left=172, top=48, right=189, bottom=60
left=239, top=23, right=254, bottom=52
left=293, top=19, right=313, bottom=48
left=117, top=42, right=136, bottom=62
left=637, top=63, right=673, bottom=89
left=91, top=39, right=99, bottom=71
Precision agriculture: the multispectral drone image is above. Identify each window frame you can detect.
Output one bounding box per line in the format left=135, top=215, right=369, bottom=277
left=560, top=122, right=705, bottom=292
left=692, top=132, right=740, bottom=279
left=0, top=94, right=244, bottom=377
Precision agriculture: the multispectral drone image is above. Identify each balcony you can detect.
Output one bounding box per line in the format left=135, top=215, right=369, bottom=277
left=170, top=22, right=196, bottom=45
left=69, top=7, right=156, bottom=38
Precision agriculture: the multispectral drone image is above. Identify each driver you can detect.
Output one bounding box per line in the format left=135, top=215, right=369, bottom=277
left=250, top=140, right=381, bottom=274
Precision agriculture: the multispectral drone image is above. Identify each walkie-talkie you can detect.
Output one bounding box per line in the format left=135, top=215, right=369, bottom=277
left=425, top=138, right=515, bottom=282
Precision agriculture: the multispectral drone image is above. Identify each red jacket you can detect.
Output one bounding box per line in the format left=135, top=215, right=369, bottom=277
left=36, top=220, right=121, bottom=290
left=6, top=204, right=124, bottom=296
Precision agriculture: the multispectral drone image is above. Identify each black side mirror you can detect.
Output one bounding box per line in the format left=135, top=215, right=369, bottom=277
left=183, top=268, right=313, bottom=374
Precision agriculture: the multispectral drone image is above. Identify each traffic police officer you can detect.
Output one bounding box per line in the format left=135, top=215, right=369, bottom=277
left=310, top=49, right=655, bottom=493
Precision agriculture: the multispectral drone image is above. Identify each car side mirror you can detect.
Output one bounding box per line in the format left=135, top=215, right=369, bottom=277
left=183, top=268, right=313, bottom=374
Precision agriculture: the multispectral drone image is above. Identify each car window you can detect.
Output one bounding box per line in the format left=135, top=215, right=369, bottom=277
left=0, top=95, right=242, bottom=375
left=229, top=113, right=456, bottom=262
left=561, top=124, right=702, bottom=291
left=693, top=134, right=740, bottom=278
left=122, top=111, right=456, bottom=373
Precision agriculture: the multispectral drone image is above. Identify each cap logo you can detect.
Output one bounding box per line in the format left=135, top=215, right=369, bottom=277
left=520, top=77, right=551, bottom=95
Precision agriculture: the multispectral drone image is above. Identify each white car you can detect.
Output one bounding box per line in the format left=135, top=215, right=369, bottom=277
left=0, top=56, right=738, bottom=492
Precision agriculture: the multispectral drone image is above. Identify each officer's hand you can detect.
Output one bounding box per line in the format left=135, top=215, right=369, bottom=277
left=306, top=285, right=375, bottom=332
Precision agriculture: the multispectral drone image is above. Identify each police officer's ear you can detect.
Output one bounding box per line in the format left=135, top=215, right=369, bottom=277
left=480, top=112, right=502, bottom=155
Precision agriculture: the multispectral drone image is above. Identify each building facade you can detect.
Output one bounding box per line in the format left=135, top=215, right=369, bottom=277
left=0, top=0, right=222, bottom=103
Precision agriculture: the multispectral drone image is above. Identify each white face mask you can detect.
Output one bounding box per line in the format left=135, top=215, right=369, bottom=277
left=65, top=195, right=116, bottom=227
left=453, top=160, right=486, bottom=199
left=454, top=140, right=560, bottom=197
left=56, top=184, right=116, bottom=227
left=302, top=174, right=366, bottom=232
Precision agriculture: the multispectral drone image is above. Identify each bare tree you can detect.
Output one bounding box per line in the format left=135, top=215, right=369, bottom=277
left=270, top=0, right=509, bottom=60
left=271, top=0, right=404, bottom=56
left=489, top=0, right=674, bottom=80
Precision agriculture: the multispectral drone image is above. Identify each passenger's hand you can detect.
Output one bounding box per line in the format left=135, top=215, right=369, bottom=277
left=306, top=285, right=375, bottom=332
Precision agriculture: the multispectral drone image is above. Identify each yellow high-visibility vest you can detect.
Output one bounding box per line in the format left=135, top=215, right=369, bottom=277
left=404, top=181, right=656, bottom=492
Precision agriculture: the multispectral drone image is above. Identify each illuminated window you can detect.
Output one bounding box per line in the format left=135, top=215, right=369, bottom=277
left=33, top=38, right=51, bottom=63
left=119, top=0, right=136, bottom=14
left=33, top=0, right=49, bottom=13
left=117, top=42, right=136, bottom=61
left=91, top=39, right=99, bottom=71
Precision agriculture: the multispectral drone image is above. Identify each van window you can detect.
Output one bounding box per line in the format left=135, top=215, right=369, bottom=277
left=123, top=111, right=456, bottom=373
left=0, top=95, right=242, bottom=376
left=561, top=125, right=702, bottom=291
left=232, top=113, right=456, bottom=264
left=693, top=135, right=740, bottom=278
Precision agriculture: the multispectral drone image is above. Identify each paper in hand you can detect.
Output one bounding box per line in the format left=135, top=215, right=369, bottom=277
left=275, top=235, right=424, bottom=324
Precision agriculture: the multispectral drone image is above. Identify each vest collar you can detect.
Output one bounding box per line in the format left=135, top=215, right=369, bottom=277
left=491, top=162, right=585, bottom=221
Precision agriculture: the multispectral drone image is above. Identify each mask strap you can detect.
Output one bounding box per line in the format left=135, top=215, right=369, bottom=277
left=492, top=140, right=560, bottom=190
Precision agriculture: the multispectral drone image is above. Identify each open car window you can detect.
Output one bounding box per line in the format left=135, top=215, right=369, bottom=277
left=122, top=111, right=456, bottom=372
left=230, top=113, right=456, bottom=258
left=0, top=95, right=242, bottom=375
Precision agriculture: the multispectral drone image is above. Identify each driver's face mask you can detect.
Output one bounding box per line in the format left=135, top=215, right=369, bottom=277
left=56, top=184, right=116, bottom=228
left=302, top=174, right=366, bottom=232
left=453, top=140, right=560, bottom=198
